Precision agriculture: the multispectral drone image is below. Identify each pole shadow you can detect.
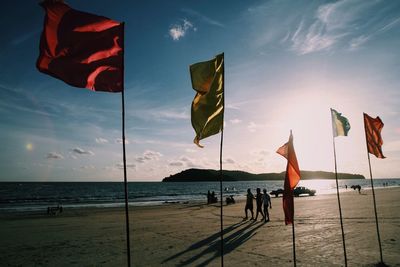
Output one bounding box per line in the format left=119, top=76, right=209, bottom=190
left=162, top=220, right=264, bottom=266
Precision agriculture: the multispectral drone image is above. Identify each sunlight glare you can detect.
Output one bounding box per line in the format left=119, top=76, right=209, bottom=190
left=26, top=143, right=33, bottom=151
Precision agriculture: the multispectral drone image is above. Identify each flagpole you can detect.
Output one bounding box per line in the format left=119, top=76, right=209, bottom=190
left=121, top=22, right=132, bottom=267
left=332, top=137, right=348, bottom=267
left=292, top=205, right=296, bottom=267
left=219, top=128, right=224, bottom=267
left=365, top=148, right=384, bottom=264
left=219, top=52, right=225, bottom=267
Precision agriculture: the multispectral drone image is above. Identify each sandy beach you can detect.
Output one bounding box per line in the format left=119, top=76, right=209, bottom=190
left=0, top=187, right=399, bottom=266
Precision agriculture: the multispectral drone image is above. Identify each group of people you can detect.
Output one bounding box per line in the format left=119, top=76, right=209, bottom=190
left=206, top=188, right=272, bottom=223
left=244, top=188, right=272, bottom=223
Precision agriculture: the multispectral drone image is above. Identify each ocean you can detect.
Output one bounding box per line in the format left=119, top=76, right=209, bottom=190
left=1, top=179, right=399, bottom=213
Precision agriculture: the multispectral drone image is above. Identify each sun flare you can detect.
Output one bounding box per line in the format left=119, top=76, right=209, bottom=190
left=26, top=143, right=33, bottom=151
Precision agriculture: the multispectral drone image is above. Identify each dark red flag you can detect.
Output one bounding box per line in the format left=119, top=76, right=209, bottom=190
left=277, top=131, right=301, bottom=225
left=363, top=113, right=385, bottom=159
left=37, top=1, right=123, bottom=92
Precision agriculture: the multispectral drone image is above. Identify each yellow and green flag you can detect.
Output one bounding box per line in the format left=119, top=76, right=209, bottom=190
left=331, top=108, right=351, bottom=137
left=190, top=53, right=224, bottom=147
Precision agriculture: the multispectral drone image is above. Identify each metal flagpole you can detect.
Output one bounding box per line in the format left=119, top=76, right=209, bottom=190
left=332, top=137, right=348, bottom=267
left=363, top=118, right=384, bottom=264
left=219, top=52, right=225, bottom=267
left=219, top=129, right=224, bottom=267
left=122, top=88, right=131, bottom=267
left=121, top=22, right=132, bottom=267
left=292, top=200, right=296, bottom=267
left=366, top=152, right=384, bottom=264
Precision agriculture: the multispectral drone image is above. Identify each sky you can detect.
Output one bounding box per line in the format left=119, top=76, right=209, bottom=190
left=0, top=0, right=399, bottom=181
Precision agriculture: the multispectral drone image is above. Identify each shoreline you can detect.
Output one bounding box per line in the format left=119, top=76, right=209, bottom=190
left=0, top=185, right=398, bottom=216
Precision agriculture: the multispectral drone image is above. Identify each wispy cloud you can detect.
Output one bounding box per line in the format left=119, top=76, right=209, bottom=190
left=169, top=161, right=184, bottom=167
left=168, top=155, right=203, bottom=168
left=46, top=152, right=64, bottom=160
left=247, top=0, right=399, bottom=54
left=115, top=162, right=136, bottom=169
left=349, top=17, right=400, bottom=50
left=349, top=35, right=370, bottom=50
left=148, top=109, right=189, bottom=120
left=181, top=8, right=224, bottom=27
left=129, top=106, right=189, bottom=122
left=223, top=158, right=235, bottom=164
left=95, top=137, right=109, bottom=144
left=10, top=28, right=41, bottom=46
left=247, top=121, right=268, bottom=133
left=169, top=19, right=196, bottom=41
left=115, top=138, right=130, bottom=145
left=135, top=150, right=163, bottom=164
left=229, top=119, right=242, bottom=124
left=72, top=147, right=94, bottom=155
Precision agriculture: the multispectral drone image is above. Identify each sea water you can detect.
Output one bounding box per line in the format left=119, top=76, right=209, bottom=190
left=0, top=179, right=399, bottom=213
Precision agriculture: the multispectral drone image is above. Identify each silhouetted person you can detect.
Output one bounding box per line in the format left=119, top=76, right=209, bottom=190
left=226, top=195, right=235, bottom=205
left=263, top=188, right=272, bottom=222
left=255, top=188, right=264, bottom=221
left=345, top=185, right=348, bottom=189
left=210, top=191, right=217, bottom=203
left=207, top=190, right=211, bottom=204
left=244, top=188, right=254, bottom=220
left=357, top=185, right=361, bottom=194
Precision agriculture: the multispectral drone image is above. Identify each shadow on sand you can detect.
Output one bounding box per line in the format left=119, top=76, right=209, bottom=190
left=162, top=219, right=265, bottom=266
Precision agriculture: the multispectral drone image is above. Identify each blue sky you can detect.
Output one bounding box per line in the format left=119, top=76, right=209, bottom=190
left=0, top=0, right=399, bottom=181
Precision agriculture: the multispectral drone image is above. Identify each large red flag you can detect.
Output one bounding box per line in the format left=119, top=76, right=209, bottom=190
left=363, top=113, right=385, bottom=159
left=277, top=131, right=301, bottom=225
left=37, top=0, right=123, bottom=92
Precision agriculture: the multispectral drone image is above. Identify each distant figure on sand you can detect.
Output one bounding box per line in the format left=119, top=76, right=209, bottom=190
left=244, top=188, right=254, bottom=220
left=226, top=195, right=235, bottom=205
left=255, top=188, right=264, bottom=221
left=207, top=190, right=211, bottom=204
left=210, top=191, right=217, bottom=203
left=256, top=188, right=265, bottom=221
left=263, top=188, right=272, bottom=222
left=351, top=185, right=361, bottom=194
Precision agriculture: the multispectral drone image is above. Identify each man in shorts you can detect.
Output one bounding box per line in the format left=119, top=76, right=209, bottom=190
left=244, top=188, right=254, bottom=220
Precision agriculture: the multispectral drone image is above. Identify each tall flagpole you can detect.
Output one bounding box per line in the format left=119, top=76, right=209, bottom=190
left=219, top=52, right=225, bottom=267
left=332, top=137, right=348, bottom=267
left=121, top=23, right=132, bottom=267
left=219, top=128, right=224, bottom=267
left=292, top=205, right=296, bottom=267
left=365, top=150, right=384, bottom=263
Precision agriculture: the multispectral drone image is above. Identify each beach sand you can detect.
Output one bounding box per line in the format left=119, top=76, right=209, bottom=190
left=0, top=187, right=399, bottom=266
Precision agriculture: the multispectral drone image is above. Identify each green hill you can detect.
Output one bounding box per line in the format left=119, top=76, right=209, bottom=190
left=162, top=168, right=365, bottom=182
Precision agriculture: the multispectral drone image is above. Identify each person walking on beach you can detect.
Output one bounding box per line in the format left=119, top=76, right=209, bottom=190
left=244, top=188, right=254, bottom=220
left=255, top=188, right=264, bottom=221
left=263, top=188, right=272, bottom=222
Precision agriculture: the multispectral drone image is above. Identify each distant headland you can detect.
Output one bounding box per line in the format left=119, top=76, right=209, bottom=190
left=162, top=168, right=365, bottom=182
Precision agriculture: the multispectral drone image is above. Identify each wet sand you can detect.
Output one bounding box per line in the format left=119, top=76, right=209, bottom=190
left=0, top=187, right=399, bottom=266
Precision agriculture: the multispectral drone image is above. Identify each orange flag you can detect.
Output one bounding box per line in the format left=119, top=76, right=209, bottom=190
left=277, top=131, right=300, bottom=225
left=363, top=113, right=385, bottom=159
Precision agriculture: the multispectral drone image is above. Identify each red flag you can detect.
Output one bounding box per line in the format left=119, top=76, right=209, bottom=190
left=277, top=131, right=300, bottom=225
left=363, top=113, right=385, bottom=159
left=37, top=1, right=123, bottom=92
